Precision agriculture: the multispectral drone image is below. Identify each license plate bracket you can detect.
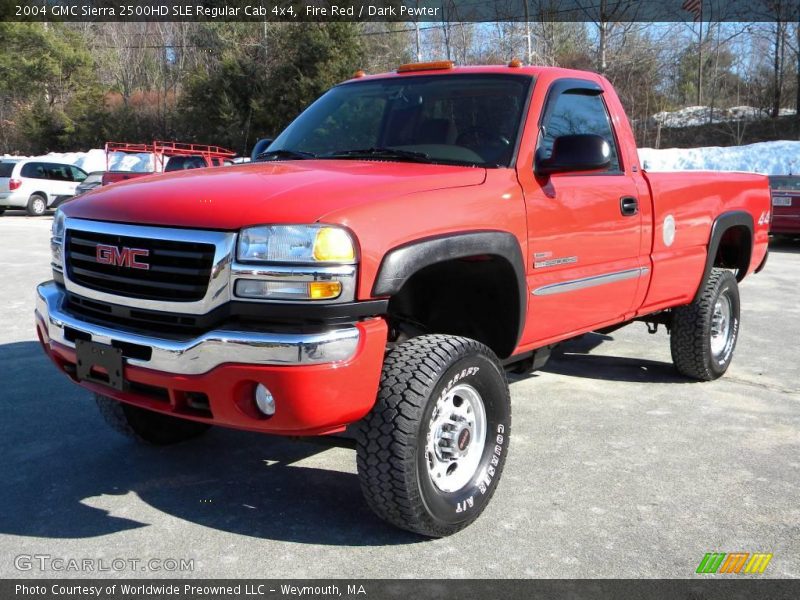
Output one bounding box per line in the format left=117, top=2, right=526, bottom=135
left=75, top=339, right=125, bottom=391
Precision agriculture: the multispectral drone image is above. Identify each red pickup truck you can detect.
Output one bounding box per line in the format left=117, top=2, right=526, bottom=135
left=36, top=63, right=770, bottom=537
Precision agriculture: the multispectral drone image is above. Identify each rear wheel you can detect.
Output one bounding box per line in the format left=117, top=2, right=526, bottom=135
left=26, top=194, right=47, bottom=216
left=670, top=268, right=740, bottom=381
left=356, top=335, right=511, bottom=537
left=0, top=208, right=6, bottom=216
left=95, top=394, right=211, bottom=445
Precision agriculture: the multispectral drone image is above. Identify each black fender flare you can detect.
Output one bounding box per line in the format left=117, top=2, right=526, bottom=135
left=695, top=210, right=753, bottom=302
left=372, top=230, right=527, bottom=346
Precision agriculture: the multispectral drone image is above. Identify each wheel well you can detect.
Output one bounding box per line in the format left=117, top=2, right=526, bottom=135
left=714, top=225, right=752, bottom=281
left=386, top=256, right=521, bottom=359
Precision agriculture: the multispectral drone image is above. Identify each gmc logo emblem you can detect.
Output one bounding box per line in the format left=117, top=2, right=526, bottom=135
left=95, top=244, right=150, bottom=270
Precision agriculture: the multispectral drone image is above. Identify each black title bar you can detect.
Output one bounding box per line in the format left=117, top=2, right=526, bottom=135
left=4, top=579, right=800, bottom=600
left=2, top=0, right=799, bottom=23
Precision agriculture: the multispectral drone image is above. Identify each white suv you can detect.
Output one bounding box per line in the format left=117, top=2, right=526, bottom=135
left=0, top=159, right=88, bottom=216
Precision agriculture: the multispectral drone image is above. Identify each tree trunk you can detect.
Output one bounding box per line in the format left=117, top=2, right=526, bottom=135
left=697, top=20, right=703, bottom=106
left=523, top=1, right=532, bottom=65
left=773, top=20, right=784, bottom=118
left=597, top=0, right=608, bottom=75
left=415, top=21, right=421, bottom=62
left=795, top=19, right=800, bottom=132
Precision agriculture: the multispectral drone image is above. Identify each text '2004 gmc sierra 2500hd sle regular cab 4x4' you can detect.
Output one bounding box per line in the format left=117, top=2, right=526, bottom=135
left=36, top=62, right=770, bottom=537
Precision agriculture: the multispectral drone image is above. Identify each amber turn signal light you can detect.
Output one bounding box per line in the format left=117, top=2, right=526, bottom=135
left=308, top=281, right=342, bottom=300
left=397, top=60, right=454, bottom=73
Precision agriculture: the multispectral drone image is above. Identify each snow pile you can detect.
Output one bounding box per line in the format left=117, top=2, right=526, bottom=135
left=1, top=149, right=153, bottom=173
left=651, top=105, right=796, bottom=128
left=640, top=140, right=800, bottom=175
left=5, top=141, right=800, bottom=176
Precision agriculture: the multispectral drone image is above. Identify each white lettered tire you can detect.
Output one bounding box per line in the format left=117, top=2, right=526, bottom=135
left=356, top=335, right=511, bottom=537
left=670, top=268, right=741, bottom=380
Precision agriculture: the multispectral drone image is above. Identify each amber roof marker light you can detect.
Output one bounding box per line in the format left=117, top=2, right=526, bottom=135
left=353, top=70, right=366, bottom=78
left=508, top=58, right=523, bottom=68
left=397, top=60, right=454, bottom=73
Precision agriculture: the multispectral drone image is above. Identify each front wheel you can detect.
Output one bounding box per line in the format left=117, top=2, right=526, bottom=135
left=670, top=268, right=741, bottom=381
left=26, top=194, right=47, bottom=216
left=356, top=335, right=511, bottom=537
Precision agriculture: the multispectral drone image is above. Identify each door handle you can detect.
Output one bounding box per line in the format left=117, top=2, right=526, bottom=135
left=620, top=196, right=638, bottom=216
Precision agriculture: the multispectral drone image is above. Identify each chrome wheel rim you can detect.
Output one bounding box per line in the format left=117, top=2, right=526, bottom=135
left=710, top=292, right=733, bottom=359
left=426, top=383, right=486, bottom=493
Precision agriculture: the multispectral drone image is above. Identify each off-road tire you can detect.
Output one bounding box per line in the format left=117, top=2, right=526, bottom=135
left=356, top=335, right=511, bottom=537
left=26, top=194, right=47, bottom=216
left=670, top=268, right=741, bottom=381
left=95, top=394, right=211, bottom=445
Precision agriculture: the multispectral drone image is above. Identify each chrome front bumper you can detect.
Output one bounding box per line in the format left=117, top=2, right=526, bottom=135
left=35, top=282, right=360, bottom=375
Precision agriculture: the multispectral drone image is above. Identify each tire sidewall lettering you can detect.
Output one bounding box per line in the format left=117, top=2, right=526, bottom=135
left=417, top=353, right=510, bottom=524
left=710, top=278, right=741, bottom=373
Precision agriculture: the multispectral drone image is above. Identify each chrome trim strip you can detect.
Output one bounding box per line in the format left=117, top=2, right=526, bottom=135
left=230, top=263, right=357, bottom=304
left=532, top=267, right=649, bottom=296
left=63, top=218, right=237, bottom=315
left=36, top=282, right=360, bottom=374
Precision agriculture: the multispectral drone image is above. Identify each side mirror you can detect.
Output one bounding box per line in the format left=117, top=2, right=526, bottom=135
left=535, top=134, right=611, bottom=176
left=251, top=138, right=274, bottom=161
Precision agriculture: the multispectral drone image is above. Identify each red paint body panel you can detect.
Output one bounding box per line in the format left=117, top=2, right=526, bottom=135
left=638, top=171, right=770, bottom=314
left=63, top=161, right=486, bottom=231
left=37, top=316, right=388, bottom=436
left=46, top=65, right=772, bottom=435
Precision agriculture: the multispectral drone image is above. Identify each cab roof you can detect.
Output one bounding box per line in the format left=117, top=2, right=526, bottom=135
left=345, top=64, right=603, bottom=84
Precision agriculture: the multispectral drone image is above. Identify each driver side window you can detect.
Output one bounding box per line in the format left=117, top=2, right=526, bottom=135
left=539, top=90, right=621, bottom=173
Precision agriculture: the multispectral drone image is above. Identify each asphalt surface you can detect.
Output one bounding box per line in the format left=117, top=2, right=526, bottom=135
left=0, top=211, right=798, bottom=579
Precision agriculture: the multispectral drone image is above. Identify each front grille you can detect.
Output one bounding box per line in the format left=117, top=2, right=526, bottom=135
left=66, top=229, right=215, bottom=302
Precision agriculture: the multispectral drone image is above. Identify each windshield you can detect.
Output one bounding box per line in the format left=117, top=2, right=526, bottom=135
left=268, top=74, right=532, bottom=168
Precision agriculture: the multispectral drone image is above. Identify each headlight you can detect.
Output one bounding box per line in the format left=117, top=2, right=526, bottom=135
left=234, top=224, right=357, bottom=302
left=237, top=225, right=356, bottom=264
left=51, top=209, right=66, bottom=271
left=52, top=209, right=66, bottom=239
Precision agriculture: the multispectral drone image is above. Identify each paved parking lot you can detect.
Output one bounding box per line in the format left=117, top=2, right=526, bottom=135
left=1, top=212, right=798, bottom=578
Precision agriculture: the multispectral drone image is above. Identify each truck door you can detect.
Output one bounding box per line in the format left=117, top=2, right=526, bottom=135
left=519, top=79, right=646, bottom=345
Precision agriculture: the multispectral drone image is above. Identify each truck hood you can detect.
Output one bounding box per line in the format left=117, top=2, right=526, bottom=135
left=62, top=160, right=487, bottom=230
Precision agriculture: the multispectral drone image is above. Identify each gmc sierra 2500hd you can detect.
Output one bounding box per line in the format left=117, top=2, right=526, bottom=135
left=36, top=62, right=770, bottom=537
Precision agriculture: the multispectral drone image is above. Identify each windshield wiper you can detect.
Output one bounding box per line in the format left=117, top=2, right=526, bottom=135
left=322, top=147, right=431, bottom=163
left=254, top=149, right=317, bottom=161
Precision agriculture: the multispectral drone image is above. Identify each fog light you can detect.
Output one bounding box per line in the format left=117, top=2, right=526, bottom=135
left=255, top=384, right=275, bottom=416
